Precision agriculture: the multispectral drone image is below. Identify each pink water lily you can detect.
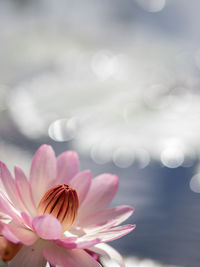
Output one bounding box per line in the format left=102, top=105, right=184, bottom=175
left=0, top=145, right=135, bottom=267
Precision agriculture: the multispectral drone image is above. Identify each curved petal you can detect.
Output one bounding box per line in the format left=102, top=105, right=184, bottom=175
left=55, top=237, right=100, bottom=250
left=80, top=205, right=134, bottom=229
left=1, top=226, right=20, bottom=244
left=69, top=170, right=92, bottom=206
left=90, top=243, right=125, bottom=267
left=8, top=240, right=46, bottom=267
left=15, top=166, right=36, bottom=217
left=77, top=174, right=119, bottom=221
left=0, top=193, right=22, bottom=223
left=32, top=215, right=61, bottom=240
left=3, top=221, right=38, bottom=245
left=30, top=145, right=56, bottom=206
left=43, top=243, right=101, bottom=267
left=0, top=211, right=11, bottom=223
left=0, top=162, right=22, bottom=211
left=56, top=151, right=79, bottom=184
left=79, top=224, right=136, bottom=244
left=21, top=212, right=32, bottom=228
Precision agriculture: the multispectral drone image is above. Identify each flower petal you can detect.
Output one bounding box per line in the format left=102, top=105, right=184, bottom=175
left=76, top=224, right=135, bottom=245
left=0, top=162, right=22, bottom=211
left=15, top=166, right=36, bottom=217
left=32, top=215, right=62, bottom=240
left=8, top=240, right=46, bottom=267
left=86, top=224, right=136, bottom=243
left=3, top=221, right=38, bottom=245
left=43, top=243, right=101, bottom=267
left=0, top=193, right=22, bottom=223
left=62, top=225, right=135, bottom=250
left=30, top=145, right=56, bottom=206
left=69, top=170, right=92, bottom=206
left=56, top=151, right=79, bottom=184
left=81, top=205, right=134, bottom=229
left=0, top=211, right=11, bottom=223
left=1, top=226, right=20, bottom=244
left=77, top=174, right=119, bottom=221
left=55, top=237, right=100, bottom=250
left=21, top=212, right=32, bottom=228
left=90, top=243, right=125, bottom=267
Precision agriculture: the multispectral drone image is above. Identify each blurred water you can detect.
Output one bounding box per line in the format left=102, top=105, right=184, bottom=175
left=0, top=1, right=200, bottom=266
left=80, top=156, right=200, bottom=267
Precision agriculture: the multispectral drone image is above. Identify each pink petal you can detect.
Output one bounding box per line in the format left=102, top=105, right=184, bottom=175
left=69, top=170, right=92, bottom=206
left=21, top=212, right=32, bottom=228
left=3, top=221, right=38, bottom=245
left=77, top=174, right=119, bottom=221
left=90, top=243, right=125, bottom=267
left=32, top=215, right=62, bottom=240
left=56, top=151, right=79, bottom=184
left=0, top=211, right=10, bottom=223
left=43, top=243, right=101, bottom=267
left=15, top=166, right=36, bottom=217
left=80, top=205, right=134, bottom=228
left=55, top=237, right=100, bottom=250
left=0, top=193, right=22, bottom=223
left=2, top=226, right=20, bottom=244
left=8, top=240, right=46, bottom=267
left=0, top=162, right=22, bottom=211
left=87, top=224, right=136, bottom=243
left=30, top=145, right=56, bottom=206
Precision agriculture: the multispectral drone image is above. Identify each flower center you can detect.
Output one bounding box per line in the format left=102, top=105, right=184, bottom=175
left=37, top=184, right=79, bottom=231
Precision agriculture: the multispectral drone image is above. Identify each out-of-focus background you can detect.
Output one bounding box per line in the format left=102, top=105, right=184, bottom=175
left=0, top=0, right=200, bottom=266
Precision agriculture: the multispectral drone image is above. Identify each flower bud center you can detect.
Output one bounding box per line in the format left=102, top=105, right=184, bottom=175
left=37, top=184, right=79, bottom=231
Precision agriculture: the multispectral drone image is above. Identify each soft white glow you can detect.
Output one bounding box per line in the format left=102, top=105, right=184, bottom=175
left=90, top=143, right=112, bottom=164
left=48, top=118, right=78, bottom=142
left=113, top=147, right=135, bottom=168
left=91, top=51, right=119, bottom=81
left=136, top=148, right=150, bottom=168
left=136, top=0, right=166, bottom=13
left=4, top=2, right=200, bottom=169
left=8, top=88, right=46, bottom=139
left=143, top=83, right=170, bottom=110
left=161, top=147, right=184, bottom=168
left=190, top=174, right=200, bottom=193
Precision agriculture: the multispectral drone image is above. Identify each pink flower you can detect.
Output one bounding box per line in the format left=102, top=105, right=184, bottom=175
left=0, top=145, right=135, bottom=266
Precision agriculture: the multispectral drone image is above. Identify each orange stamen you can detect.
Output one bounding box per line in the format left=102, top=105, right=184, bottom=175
left=37, top=184, right=79, bottom=231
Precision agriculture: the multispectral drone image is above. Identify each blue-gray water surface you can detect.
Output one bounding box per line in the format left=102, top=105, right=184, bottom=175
left=0, top=116, right=199, bottom=267
left=80, top=157, right=200, bottom=267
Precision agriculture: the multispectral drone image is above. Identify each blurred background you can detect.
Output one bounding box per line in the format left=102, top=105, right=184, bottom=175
left=0, top=0, right=200, bottom=266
